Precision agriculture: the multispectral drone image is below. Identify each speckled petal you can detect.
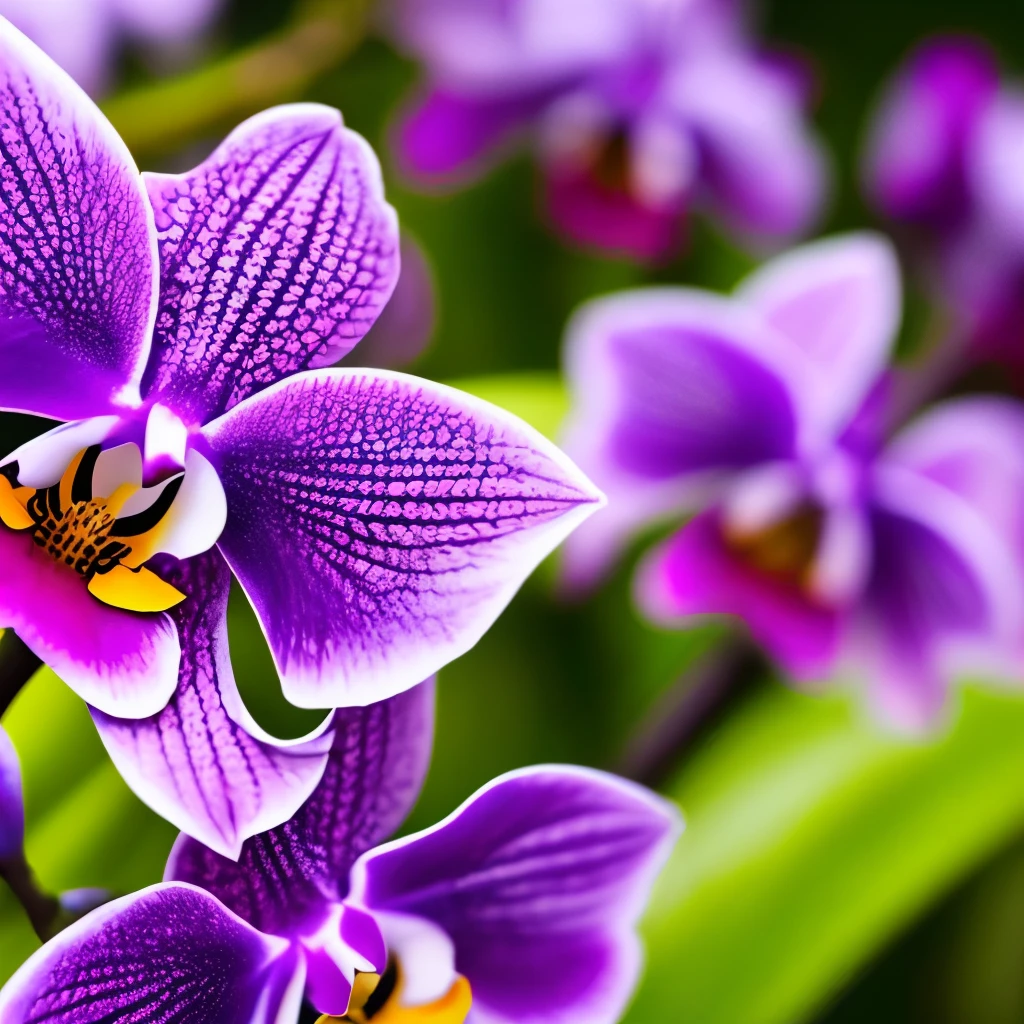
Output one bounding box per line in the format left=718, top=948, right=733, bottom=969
left=350, top=766, right=681, bottom=1024
left=0, top=883, right=305, bottom=1024
left=91, top=551, right=335, bottom=860
left=203, top=370, right=602, bottom=708
left=166, top=680, right=435, bottom=938
left=141, top=104, right=399, bottom=425
left=0, top=18, right=157, bottom=420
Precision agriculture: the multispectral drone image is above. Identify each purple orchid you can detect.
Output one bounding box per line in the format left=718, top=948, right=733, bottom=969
left=0, top=19, right=602, bottom=857
left=387, top=0, right=827, bottom=261
left=863, top=37, right=1024, bottom=383
left=0, top=681, right=681, bottom=1024
left=0, top=0, right=224, bottom=94
left=561, top=233, right=1024, bottom=728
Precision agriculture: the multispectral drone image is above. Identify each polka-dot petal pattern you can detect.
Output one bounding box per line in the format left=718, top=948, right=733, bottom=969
left=141, top=103, right=399, bottom=426
left=203, top=369, right=603, bottom=709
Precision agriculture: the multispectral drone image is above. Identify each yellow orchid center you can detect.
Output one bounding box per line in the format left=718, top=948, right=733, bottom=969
left=318, top=963, right=471, bottom=1024
left=0, top=444, right=186, bottom=613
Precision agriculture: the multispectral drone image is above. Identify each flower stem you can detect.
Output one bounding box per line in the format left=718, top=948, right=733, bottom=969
left=103, top=0, right=374, bottom=162
left=0, top=631, right=42, bottom=720
left=0, top=852, right=60, bottom=942
left=616, top=637, right=765, bottom=788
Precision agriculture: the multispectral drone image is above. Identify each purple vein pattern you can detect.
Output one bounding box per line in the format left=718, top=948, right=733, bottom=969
left=0, top=24, right=154, bottom=420
left=168, top=679, right=435, bottom=936
left=206, top=371, right=600, bottom=707
left=142, top=105, right=399, bottom=425
left=0, top=885, right=302, bottom=1024
left=91, top=551, right=335, bottom=859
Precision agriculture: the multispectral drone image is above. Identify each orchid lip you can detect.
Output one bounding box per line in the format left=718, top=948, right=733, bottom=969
left=0, top=411, right=227, bottom=614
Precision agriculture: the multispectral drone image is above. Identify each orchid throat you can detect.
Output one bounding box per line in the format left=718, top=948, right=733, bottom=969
left=0, top=407, right=227, bottom=614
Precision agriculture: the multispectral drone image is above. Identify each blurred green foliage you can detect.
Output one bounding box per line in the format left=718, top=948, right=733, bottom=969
left=6, top=1, right=1024, bottom=1021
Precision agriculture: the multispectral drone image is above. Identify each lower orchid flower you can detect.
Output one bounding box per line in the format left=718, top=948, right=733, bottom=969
left=0, top=17, right=602, bottom=858
left=0, top=681, right=681, bottom=1024
left=562, top=232, right=1024, bottom=728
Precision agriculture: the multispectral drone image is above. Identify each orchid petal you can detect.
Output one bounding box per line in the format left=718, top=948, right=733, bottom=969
left=0, top=417, right=119, bottom=490
left=0, top=17, right=157, bottom=420
left=0, top=883, right=306, bottom=1024
left=395, top=88, right=538, bottom=186
left=737, top=233, right=902, bottom=443
left=559, top=288, right=798, bottom=589
left=667, top=50, right=827, bottom=242
left=861, top=463, right=1024, bottom=727
left=91, top=551, right=335, bottom=859
left=141, top=104, right=399, bottom=425
left=0, top=723, right=24, bottom=859
left=349, top=766, right=680, bottom=1024
left=884, top=396, right=1024, bottom=564
left=864, top=36, right=998, bottom=223
left=968, top=87, right=1024, bottom=249
left=203, top=370, right=601, bottom=708
left=166, top=679, right=435, bottom=937
left=636, top=511, right=844, bottom=682
left=0, top=527, right=179, bottom=718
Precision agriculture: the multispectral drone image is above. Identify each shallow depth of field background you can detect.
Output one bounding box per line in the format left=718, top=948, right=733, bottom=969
left=5, top=1, right=1024, bottom=1022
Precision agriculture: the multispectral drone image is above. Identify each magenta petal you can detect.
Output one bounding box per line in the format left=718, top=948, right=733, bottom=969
left=864, top=36, right=998, bottom=224
left=638, top=511, right=843, bottom=681
left=0, top=527, right=179, bottom=719
left=141, top=104, right=400, bottom=425
left=203, top=369, right=602, bottom=709
left=543, top=166, right=684, bottom=262
left=166, top=681, right=435, bottom=938
left=0, top=725, right=24, bottom=859
left=91, top=552, right=335, bottom=860
left=395, top=88, right=536, bottom=186
left=350, top=766, right=680, bottom=1024
left=0, top=883, right=305, bottom=1024
left=0, top=18, right=157, bottom=420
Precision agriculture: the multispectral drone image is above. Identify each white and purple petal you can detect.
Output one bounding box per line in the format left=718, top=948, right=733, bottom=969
left=0, top=16, right=157, bottom=421
left=349, top=765, right=680, bottom=1024
left=141, top=104, right=399, bottom=425
left=166, top=679, right=435, bottom=938
left=0, top=883, right=305, bottom=1024
left=203, top=370, right=602, bottom=709
left=736, top=233, right=902, bottom=445
left=0, top=527, right=179, bottom=719
left=0, top=723, right=24, bottom=859
left=559, top=288, right=800, bottom=589
left=91, top=551, right=335, bottom=860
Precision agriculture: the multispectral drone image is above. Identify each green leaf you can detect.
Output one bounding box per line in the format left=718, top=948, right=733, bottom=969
left=444, top=372, right=568, bottom=442
left=626, top=681, right=1024, bottom=1024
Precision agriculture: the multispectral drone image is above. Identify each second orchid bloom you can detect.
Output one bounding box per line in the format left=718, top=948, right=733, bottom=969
left=563, top=232, right=1024, bottom=728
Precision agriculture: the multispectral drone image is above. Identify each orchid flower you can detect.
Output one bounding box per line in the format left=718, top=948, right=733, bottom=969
left=561, top=233, right=1024, bottom=728
left=0, top=681, right=681, bottom=1024
left=0, top=0, right=223, bottom=94
left=864, top=37, right=1024, bottom=378
left=0, top=19, right=602, bottom=856
left=387, top=0, right=827, bottom=261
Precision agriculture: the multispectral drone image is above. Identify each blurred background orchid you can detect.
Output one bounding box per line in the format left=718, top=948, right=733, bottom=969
left=5, top=2, right=1024, bottom=1024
